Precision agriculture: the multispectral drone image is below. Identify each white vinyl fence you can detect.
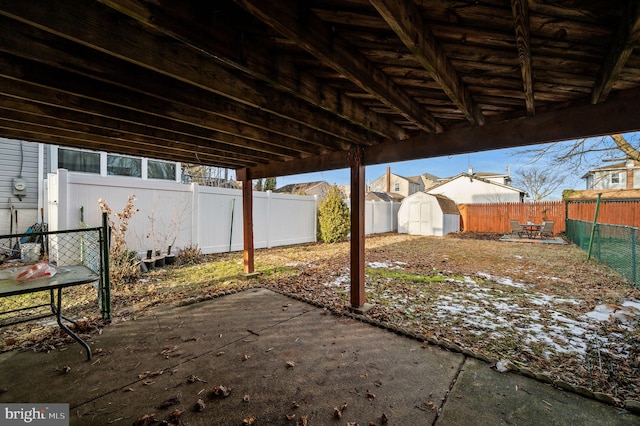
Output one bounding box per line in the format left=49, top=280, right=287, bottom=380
left=47, top=169, right=318, bottom=255
left=344, top=199, right=400, bottom=235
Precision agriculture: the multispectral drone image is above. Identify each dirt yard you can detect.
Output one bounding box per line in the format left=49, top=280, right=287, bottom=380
left=2, top=232, right=640, bottom=403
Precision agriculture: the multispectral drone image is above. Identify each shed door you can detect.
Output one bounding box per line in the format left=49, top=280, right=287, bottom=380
left=408, top=201, right=431, bottom=235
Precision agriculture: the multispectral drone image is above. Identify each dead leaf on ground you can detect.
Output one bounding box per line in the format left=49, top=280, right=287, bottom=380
left=286, top=360, right=296, bottom=368
left=216, top=351, right=225, bottom=356
left=341, top=402, right=348, bottom=411
left=381, top=412, right=389, bottom=423
left=333, top=407, right=342, bottom=419
left=291, top=401, right=300, bottom=409
left=241, top=354, right=251, bottom=361
left=168, top=408, right=183, bottom=423
left=286, top=413, right=296, bottom=420
left=211, top=385, right=231, bottom=398
left=366, top=390, right=376, bottom=400
left=138, top=370, right=163, bottom=379
left=243, top=416, right=257, bottom=425
left=296, top=415, right=308, bottom=426
left=194, top=398, right=206, bottom=412
left=243, top=394, right=250, bottom=402
left=158, top=397, right=180, bottom=409
left=187, top=374, right=206, bottom=384
left=132, top=413, right=155, bottom=426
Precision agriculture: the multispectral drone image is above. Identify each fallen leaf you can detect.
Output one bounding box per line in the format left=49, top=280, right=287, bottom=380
left=346, top=422, right=358, bottom=426
left=333, top=407, right=342, bottom=419
left=187, top=374, right=206, bottom=383
left=286, top=413, right=296, bottom=420
left=211, top=385, right=231, bottom=398
left=194, top=398, right=206, bottom=412
left=381, top=412, right=389, bottom=423
left=286, top=360, right=296, bottom=368
left=291, top=401, right=300, bottom=409
left=158, top=397, right=180, bottom=409
left=243, top=394, right=250, bottom=402
left=241, top=354, right=251, bottom=361
left=296, top=415, right=308, bottom=426
left=168, top=408, right=183, bottom=423
left=374, top=380, right=382, bottom=387
left=341, top=402, right=348, bottom=411
left=427, top=401, right=437, bottom=410
left=132, top=413, right=155, bottom=426
left=366, top=390, right=376, bottom=400
left=243, top=416, right=257, bottom=425
left=123, top=388, right=135, bottom=392
left=142, top=380, right=155, bottom=386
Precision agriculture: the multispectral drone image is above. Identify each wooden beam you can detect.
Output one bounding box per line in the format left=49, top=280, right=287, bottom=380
left=0, top=103, right=265, bottom=165
left=591, top=1, right=640, bottom=104
left=0, top=0, right=378, bottom=146
left=0, top=80, right=303, bottom=162
left=349, top=145, right=366, bottom=308
left=235, top=0, right=442, bottom=132
left=0, top=55, right=330, bottom=159
left=245, top=88, right=640, bottom=179
left=99, top=0, right=409, bottom=141
left=237, top=168, right=255, bottom=275
left=510, top=0, right=535, bottom=115
left=370, top=0, right=485, bottom=125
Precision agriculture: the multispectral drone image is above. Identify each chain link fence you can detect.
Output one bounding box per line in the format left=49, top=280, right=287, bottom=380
left=566, top=219, right=640, bottom=287
left=0, top=225, right=110, bottom=326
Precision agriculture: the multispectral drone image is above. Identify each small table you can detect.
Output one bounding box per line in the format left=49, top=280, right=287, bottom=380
left=521, top=223, right=541, bottom=238
left=0, top=265, right=100, bottom=360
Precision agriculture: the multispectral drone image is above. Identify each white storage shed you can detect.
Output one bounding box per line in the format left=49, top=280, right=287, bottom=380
left=397, top=192, right=460, bottom=236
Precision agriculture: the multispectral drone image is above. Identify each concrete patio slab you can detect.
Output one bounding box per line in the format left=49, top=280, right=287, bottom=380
left=0, top=288, right=637, bottom=425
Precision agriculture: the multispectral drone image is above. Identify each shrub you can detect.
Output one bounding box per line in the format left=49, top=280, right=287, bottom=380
left=317, top=185, right=350, bottom=243
left=99, top=195, right=141, bottom=284
left=177, top=244, right=204, bottom=266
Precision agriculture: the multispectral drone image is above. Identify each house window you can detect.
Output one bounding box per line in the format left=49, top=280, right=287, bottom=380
left=107, top=154, right=142, bottom=177
left=394, top=183, right=400, bottom=192
left=58, top=148, right=100, bottom=173
left=611, top=172, right=621, bottom=184
left=148, top=160, right=176, bottom=180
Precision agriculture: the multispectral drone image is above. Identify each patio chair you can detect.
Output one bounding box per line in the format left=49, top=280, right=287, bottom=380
left=537, top=221, right=555, bottom=238
left=509, top=220, right=524, bottom=238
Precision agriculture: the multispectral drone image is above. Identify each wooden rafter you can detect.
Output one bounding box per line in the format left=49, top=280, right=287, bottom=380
left=99, top=0, right=409, bottom=142
left=0, top=0, right=379, bottom=147
left=510, top=0, right=535, bottom=115
left=591, top=1, right=640, bottom=104
left=370, top=0, right=485, bottom=125
left=247, top=87, right=640, bottom=179
left=234, top=0, right=443, bottom=133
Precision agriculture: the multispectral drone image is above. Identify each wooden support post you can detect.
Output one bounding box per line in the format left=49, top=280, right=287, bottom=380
left=237, top=168, right=257, bottom=277
left=349, top=145, right=368, bottom=310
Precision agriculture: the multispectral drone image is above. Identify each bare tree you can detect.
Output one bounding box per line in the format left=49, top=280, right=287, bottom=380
left=512, top=166, right=566, bottom=201
left=513, top=133, right=640, bottom=194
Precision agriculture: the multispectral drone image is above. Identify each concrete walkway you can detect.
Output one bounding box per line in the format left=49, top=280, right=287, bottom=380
left=0, top=288, right=636, bottom=425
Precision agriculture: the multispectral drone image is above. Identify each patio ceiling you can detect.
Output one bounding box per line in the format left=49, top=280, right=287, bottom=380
left=1, top=1, right=640, bottom=179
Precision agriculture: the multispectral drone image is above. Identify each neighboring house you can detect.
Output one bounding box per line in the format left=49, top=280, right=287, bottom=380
left=369, top=166, right=436, bottom=198
left=427, top=172, right=526, bottom=204
left=582, top=159, right=640, bottom=190
left=397, top=192, right=460, bottom=236
left=0, top=139, right=182, bottom=234
left=275, top=181, right=332, bottom=199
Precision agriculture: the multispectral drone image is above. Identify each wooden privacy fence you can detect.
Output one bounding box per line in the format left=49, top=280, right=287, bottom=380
left=459, top=201, right=566, bottom=233
left=567, top=199, right=640, bottom=228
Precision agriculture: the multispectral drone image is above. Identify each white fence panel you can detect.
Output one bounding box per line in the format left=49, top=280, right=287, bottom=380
left=47, top=169, right=317, bottom=255
left=345, top=199, right=400, bottom=235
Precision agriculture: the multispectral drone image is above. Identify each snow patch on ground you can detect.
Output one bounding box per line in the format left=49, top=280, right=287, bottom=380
left=367, top=261, right=407, bottom=269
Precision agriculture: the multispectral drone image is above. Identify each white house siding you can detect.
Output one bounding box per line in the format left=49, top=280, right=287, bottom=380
left=0, top=139, right=46, bottom=234
left=427, top=177, right=522, bottom=204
